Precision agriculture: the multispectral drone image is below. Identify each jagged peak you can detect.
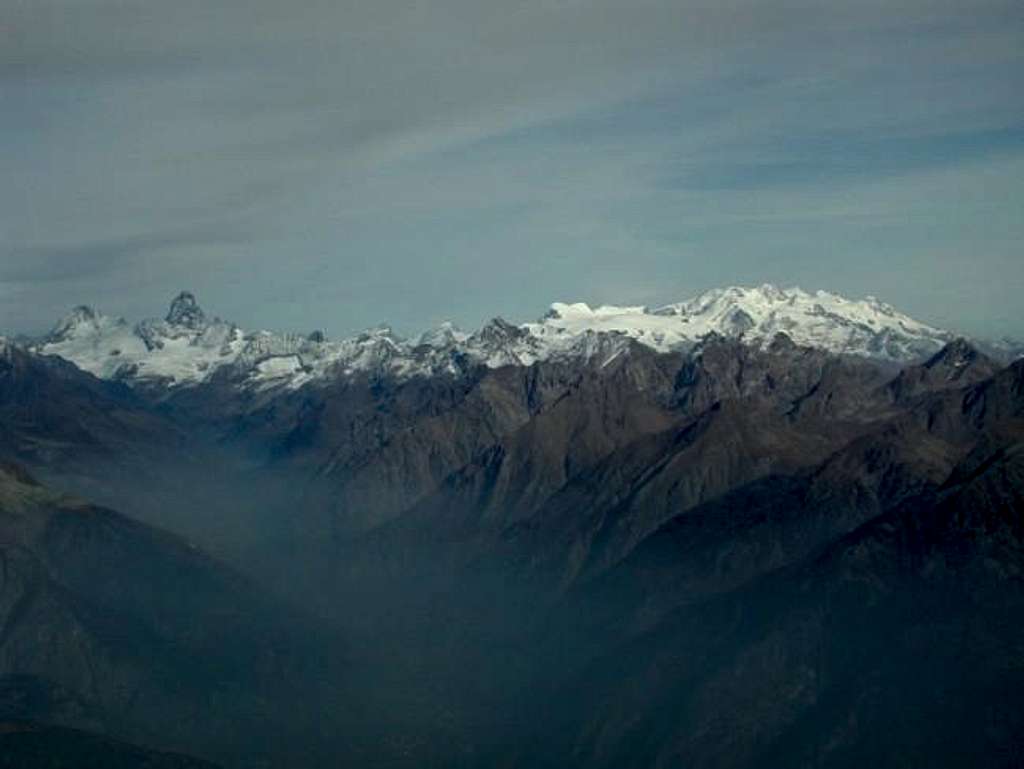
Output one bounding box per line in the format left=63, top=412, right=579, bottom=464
left=655, top=284, right=799, bottom=315
left=416, top=321, right=467, bottom=348
left=48, top=304, right=108, bottom=341
left=355, top=324, right=403, bottom=346
left=754, top=283, right=791, bottom=302
left=925, top=337, right=982, bottom=369
left=477, top=317, right=524, bottom=338
left=66, top=304, right=100, bottom=322
left=885, top=335, right=1000, bottom=402
left=166, top=291, right=207, bottom=328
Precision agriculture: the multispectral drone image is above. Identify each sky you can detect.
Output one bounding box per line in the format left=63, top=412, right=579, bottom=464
left=2, top=0, right=1023, bottom=340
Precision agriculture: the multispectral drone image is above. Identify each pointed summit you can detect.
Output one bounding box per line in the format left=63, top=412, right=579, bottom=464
left=475, top=317, right=527, bottom=346
left=887, top=337, right=998, bottom=402
left=166, top=292, right=206, bottom=329
left=48, top=305, right=104, bottom=342
left=417, top=321, right=467, bottom=349
left=924, top=337, right=981, bottom=369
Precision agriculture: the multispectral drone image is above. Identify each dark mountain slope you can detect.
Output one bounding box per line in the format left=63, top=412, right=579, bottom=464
left=193, top=335, right=892, bottom=561
left=0, top=464, right=349, bottom=768
left=535, top=352, right=1024, bottom=682
left=222, top=342, right=683, bottom=537
left=885, top=337, right=1001, bottom=404
left=672, top=333, right=894, bottom=421
left=515, top=438, right=1024, bottom=769
left=338, top=338, right=901, bottom=601
left=494, top=343, right=1021, bottom=595
left=0, top=343, right=178, bottom=467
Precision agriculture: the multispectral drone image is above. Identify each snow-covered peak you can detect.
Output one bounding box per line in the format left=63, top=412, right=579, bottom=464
left=49, top=305, right=111, bottom=343
left=37, top=293, right=246, bottom=385
left=416, top=322, right=469, bottom=349
left=166, top=291, right=207, bottom=329
left=536, top=286, right=950, bottom=364
left=358, top=324, right=402, bottom=343
left=542, top=302, right=651, bottom=325
left=32, top=285, right=962, bottom=393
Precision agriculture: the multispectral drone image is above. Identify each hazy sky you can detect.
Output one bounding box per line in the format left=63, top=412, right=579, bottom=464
left=2, top=0, right=1023, bottom=339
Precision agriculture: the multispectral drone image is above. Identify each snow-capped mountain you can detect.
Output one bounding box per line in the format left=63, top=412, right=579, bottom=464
left=527, top=284, right=954, bottom=363
left=35, top=285, right=960, bottom=391
left=41, top=294, right=250, bottom=385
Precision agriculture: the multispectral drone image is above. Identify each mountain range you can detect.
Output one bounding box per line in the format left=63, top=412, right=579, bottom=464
left=1, top=285, right=1023, bottom=768
left=28, top=285, right=1022, bottom=394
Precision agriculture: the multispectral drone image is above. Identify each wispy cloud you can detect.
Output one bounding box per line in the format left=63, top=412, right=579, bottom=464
left=2, top=0, right=1022, bottom=337
left=2, top=227, right=250, bottom=284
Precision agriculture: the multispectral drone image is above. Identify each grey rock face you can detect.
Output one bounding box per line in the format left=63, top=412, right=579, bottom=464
left=165, top=292, right=207, bottom=329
